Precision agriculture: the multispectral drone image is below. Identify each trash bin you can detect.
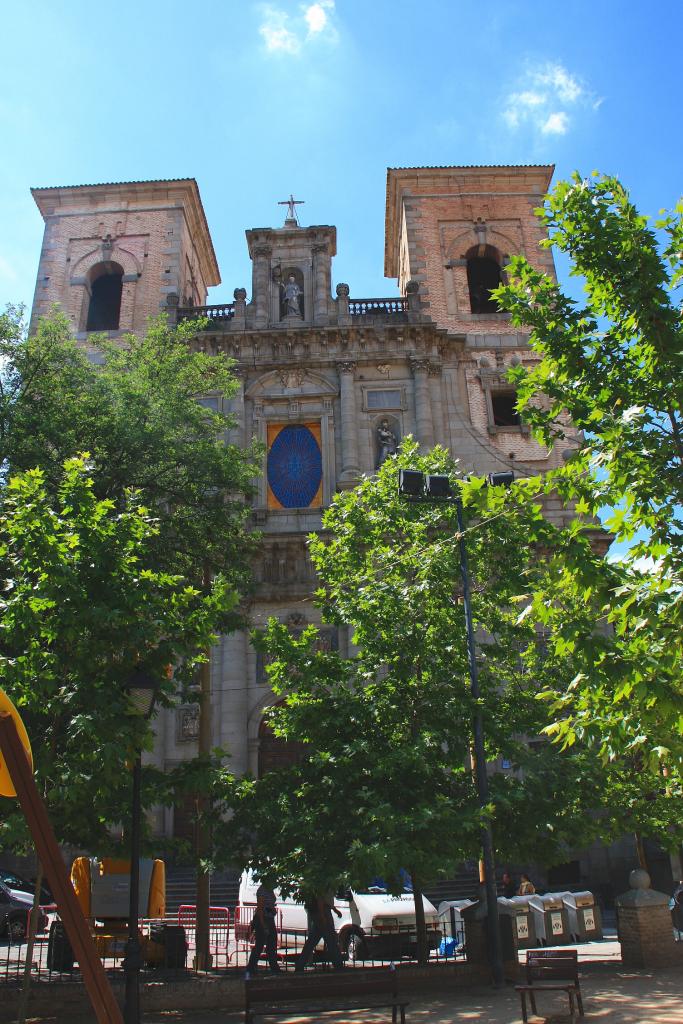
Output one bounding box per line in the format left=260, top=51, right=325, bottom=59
left=497, top=896, right=537, bottom=954
left=563, top=890, right=602, bottom=941
left=437, top=899, right=474, bottom=955
left=528, top=893, right=571, bottom=945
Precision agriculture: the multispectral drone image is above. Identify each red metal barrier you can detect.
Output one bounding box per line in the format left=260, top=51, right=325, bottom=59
left=177, top=905, right=230, bottom=967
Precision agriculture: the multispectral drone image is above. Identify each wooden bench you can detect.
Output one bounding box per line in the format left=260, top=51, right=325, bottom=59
left=244, top=966, right=408, bottom=1023
left=516, top=949, right=584, bottom=1022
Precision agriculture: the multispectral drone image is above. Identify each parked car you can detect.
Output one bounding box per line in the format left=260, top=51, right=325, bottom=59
left=237, top=870, right=441, bottom=962
left=0, top=881, right=48, bottom=941
left=0, top=868, right=53, bottom=905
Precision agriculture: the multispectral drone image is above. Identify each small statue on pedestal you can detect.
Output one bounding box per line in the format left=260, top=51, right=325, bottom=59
left=377, top=419, right=398, bottom=468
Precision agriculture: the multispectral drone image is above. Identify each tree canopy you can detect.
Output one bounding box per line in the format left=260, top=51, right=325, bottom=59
left=228, top=441, right=626, bottom=956
left=0, top=457, right=236, bottom=852
left=494, top=173, right=682, bottom=771
left=0, top=307, right=260, bottom=605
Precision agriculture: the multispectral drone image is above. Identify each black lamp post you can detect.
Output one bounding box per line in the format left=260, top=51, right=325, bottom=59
left=398, top=468, right=513, bottom=988
left=123, top=666, right=158, bottom=1024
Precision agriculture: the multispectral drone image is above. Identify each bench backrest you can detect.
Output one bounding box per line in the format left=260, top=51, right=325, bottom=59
left=246, top=968, right=397, bottom=1006
left=526, top=949, right=578, bottom=984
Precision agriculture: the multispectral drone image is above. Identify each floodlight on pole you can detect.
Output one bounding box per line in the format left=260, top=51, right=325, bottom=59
left=398, top=467, right=515, bottom=988
left=123, top=666, right=159, bottom=1024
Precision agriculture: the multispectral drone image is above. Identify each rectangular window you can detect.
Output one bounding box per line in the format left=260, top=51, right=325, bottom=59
left=366, top=389, right=402, bottom=410
left=491, top=390, right=521, bottom=427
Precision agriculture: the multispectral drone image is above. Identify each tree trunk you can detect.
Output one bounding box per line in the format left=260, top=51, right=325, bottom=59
left=194, top=562, right=213, bottom=970
left=17, top=864, right=44, bottom=1024
left=635, top=832, right=648, bottom=872
left=410, top=866, right=428, bottom=966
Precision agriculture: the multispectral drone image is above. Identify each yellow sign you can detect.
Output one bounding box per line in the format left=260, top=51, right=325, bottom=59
left=0, top=689, right=33, bottom=798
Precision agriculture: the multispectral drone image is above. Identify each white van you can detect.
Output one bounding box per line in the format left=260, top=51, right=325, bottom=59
left=237, top=870, right=441, bottom=961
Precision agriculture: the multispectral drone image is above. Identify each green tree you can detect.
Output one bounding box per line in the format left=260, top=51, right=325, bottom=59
left=0, top=307, right=260, bottom=604
left=494, top=173, right=683, bottom=776
left=0, top=457, right=236, bottom=852
left=228, top=442, right=615, bottom=962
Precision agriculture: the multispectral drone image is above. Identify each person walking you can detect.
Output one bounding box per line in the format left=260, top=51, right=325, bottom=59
left=518, top=873, right=536, bottom=896
left=295, top=891, right=344, bottom=971
left=502, top=870, right=516, bottom=899
left=672, top=879, right=683, bottom=940
left=246, top=881, right=281, bottom=975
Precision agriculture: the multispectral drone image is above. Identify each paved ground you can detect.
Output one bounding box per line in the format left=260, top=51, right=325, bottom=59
left=20, top=934, right=683, bottom=1023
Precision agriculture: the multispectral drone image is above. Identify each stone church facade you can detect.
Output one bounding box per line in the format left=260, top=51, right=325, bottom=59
left=31, top=165, right=658, bottom=894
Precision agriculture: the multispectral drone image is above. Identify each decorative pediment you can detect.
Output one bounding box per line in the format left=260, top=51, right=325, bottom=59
left=245, top=368, right=337, bottom=400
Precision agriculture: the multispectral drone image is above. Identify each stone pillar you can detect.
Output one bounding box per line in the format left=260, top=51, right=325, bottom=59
left=337, top=360, right=360, bottom=487
left=220, top=630, right=249, bottom=775
left=336, top=282, right=351, bottom=326
left=165, top=291, right=179, bottom=327
left=312, top=244, right=328, bottom=324
left=253, top=246, right=271, bottom=327
left=406, top=279, right=421, bottom=321
left=410, top=357, right=434, bottom=451
left=228, top=368, right=245, bottom=447
left=233, top=286, right=247, bottom=329
left=616, top=869, right=681, bottom=968
left=428, top=364, right=444, bottom=446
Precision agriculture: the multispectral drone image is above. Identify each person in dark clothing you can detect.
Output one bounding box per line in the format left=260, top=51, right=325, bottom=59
left=672, top=880, right=683, bottom=940
left=295, top=891, right=344, bottom=971
left=502, top=870, right=516, bottom=899
left=247, top=883, right=281, bottom=974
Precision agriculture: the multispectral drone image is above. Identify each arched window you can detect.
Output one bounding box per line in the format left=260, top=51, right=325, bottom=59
left=258, top=705, right=305, bottom=778
left=466, top=248, right=503, bottom=315
left=86, top=262, right=123, bottom=331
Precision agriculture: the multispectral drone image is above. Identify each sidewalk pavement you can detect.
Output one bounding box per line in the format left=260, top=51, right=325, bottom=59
left=138, top=966, right=683, bottom=1023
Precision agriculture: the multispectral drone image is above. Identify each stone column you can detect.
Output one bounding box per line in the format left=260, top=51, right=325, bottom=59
left=232, top=286, right=247, bottom=329
left=220, top=630, right=249, bottom=775
left=337, top=360, right=360, bottom=487
left=410, top=357, right=434, bottom=451
left=228, top=368, right=245, bottom=447
left=336, top=282, right=351, bottom=326
left=428, top=363, right=444, bottom=446
left=312, top=244, right=328, bottom=324
left=252, top=246, right=271, bottom=327
left=164, top=291, right=179, bottom=327
left=406, top=279, right=421, bottom=322
left=616, top=869, right=681, bottom=968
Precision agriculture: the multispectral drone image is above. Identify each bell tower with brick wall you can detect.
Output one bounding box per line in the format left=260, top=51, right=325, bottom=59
left=384, top=164, right=555, bottom=333
left=29, top=178, right=219, bottom=337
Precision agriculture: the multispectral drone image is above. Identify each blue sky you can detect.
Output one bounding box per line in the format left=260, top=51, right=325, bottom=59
left=1, top=0, right=681, bottom=312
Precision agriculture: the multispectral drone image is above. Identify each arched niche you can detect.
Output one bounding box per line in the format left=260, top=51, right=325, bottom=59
left=257, top=701, right=305, bottom=778
left=86, top=260, right=124, bottom=331
left=372, top=413, right=401, bottom=470
left=465, top=244, right=504, bottom=314
left=278, top=266, right=305, bottom=321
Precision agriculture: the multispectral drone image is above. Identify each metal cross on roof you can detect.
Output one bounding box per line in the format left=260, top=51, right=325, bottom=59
left=278, top=194, right=304, bottom=225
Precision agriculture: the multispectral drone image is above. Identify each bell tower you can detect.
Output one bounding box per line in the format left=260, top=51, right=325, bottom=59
left=29, top=178, right=219, bottom=337
left=384, top=164, right=556, bottom=334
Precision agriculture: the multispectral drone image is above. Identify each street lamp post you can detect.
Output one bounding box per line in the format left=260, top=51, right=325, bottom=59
left=398, top=468, right=513, bottom=988
left=123, top=667, right=158, bottom=1024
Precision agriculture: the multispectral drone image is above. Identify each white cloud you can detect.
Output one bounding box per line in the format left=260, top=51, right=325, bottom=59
left=304, top=0, right=334, bottom=35
left=259, top=6, right=301, bottom=53
left=541, top=111, right=569, bottom=135
left=258, top=1, right=336, bottom=55
left=502, top=61, right=597, bottom=137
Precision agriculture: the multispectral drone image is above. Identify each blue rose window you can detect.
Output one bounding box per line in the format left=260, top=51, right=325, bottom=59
left=267, top=425, right=322, bottom=508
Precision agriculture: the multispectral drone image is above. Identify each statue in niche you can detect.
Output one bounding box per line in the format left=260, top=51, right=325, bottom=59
left=376, top=418, right=398, bottom=468
left=279, top=272, right=303, bottom=319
